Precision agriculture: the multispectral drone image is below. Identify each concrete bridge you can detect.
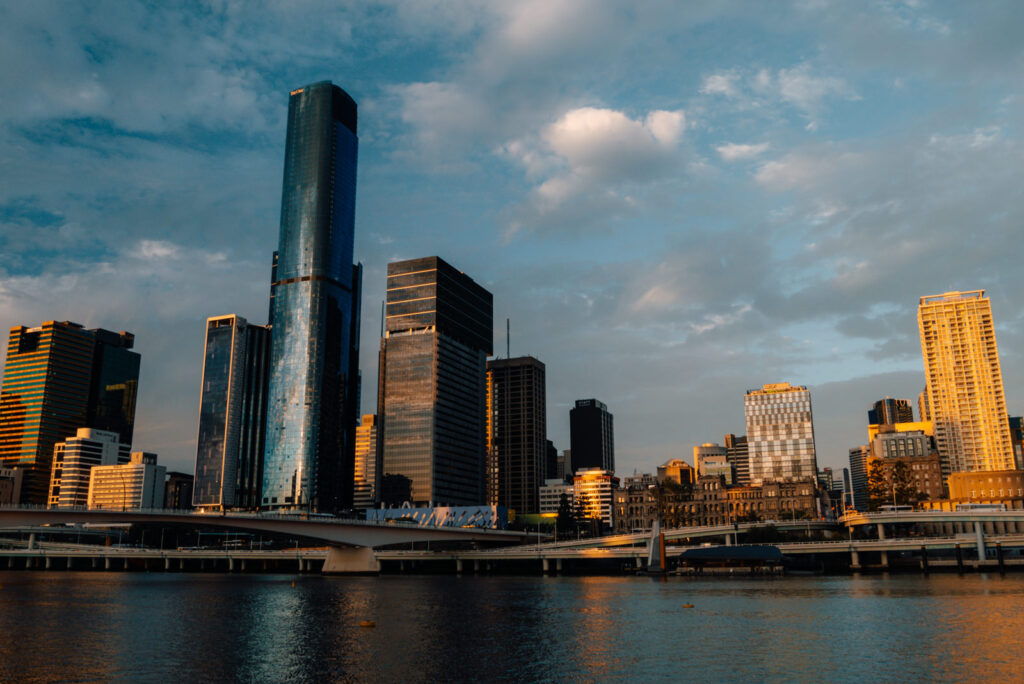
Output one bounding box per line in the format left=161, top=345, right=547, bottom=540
left=0, top=506, right=530, bottom=573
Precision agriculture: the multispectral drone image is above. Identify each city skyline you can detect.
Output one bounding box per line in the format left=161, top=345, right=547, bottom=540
left=2, top=3, right=1024, bottom=478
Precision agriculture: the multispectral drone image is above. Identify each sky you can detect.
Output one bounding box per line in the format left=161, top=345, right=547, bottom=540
left=1, top=1, right=1023, bottom=477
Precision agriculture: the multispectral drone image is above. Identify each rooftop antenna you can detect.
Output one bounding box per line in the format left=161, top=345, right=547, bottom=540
left=380, top=300, right=385, bottom=337
left=506, top=318, right=510, bottom=359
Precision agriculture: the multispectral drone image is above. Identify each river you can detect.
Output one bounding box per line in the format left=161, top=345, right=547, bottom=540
left=0, top=572, right=1019, bottom=682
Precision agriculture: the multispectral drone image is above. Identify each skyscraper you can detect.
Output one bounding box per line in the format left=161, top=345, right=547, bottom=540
left=745, top=382, right=818, bottom=484
left=378, top=256, right=493, bottom=506
left=867, top=398, right=914, bottom=427
left=569, top=399, right=614, bottom=472
left=193, top=315, right=270, bottom=510
left=724, top=433, right=750, bottom=485
left=848, top=445, right=870, bottom=509
left=0, top=321, right=140, bottom=504
left=486, top=356, right=547, bottom=514
left=262, top=82, right=362, bottom=512
left=918, top=290, right=1014, bottom=475
left=353, top=414, right=379, bottom=509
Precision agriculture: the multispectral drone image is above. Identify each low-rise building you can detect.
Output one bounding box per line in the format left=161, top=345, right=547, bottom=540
left=88, top=452, right=166, bottom=510
left=0, top=467, right=23, bottom=505
left=657, top=459, right=695, bottom=487
left=539, top=478, right=574, bottom=514
left=573, top=468, right=618, bottom=528
left=48, top=428, right=130, bottom=509
left=164, top=471, right=194, bottom=509
left=613, top=485, right=657, bottom=534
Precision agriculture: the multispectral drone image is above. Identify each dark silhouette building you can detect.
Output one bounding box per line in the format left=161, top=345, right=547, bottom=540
left=569, top=399, right=614, bottom=473
left=378, top=256, right=493, bottom=506
left=262, top=82, right=362, bottom=513
left=868, top=397, right=914, bottom=426
left=486, top=356, right=547, bottom=514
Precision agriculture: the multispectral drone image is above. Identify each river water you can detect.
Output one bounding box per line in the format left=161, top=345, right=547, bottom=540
left=0, top=572, right=1019, bottom=682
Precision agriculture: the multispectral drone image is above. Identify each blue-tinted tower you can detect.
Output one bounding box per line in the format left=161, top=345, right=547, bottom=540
left=262, top=82, right=361, bottom=512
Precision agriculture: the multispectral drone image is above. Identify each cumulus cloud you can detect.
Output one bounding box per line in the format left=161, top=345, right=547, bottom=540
left=701, top=71, right=741, bottom=97
left=502, top=106, right=686, bottom=230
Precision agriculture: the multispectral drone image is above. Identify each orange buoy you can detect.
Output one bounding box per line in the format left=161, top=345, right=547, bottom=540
left=682, top=604, right=694, bottom=608
left=360, top=621, right=376, bottom=628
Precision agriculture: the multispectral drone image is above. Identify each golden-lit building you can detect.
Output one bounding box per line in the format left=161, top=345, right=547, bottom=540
left=353, top=414, right=379, bottom=510
left=573, top=468, right=618, bottom=527
left=918, top=290, right=1014, bottom=476
left=744, top=382, right=818, bottom=484
left=657, top=458, right=695, bottom=486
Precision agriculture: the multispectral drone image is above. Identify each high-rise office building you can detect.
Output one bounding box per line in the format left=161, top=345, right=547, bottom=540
left=263, top=82, right=362, bottom=512
left=918, top=388, right=929, bottom=423
left=1010, top=416, right=1024, bottom=471
left=165, top=472, right=194, bottom=510
left=486, top=356, right=547, bottom=514
left=378, top=256, right=493, bottom=506
left=193, top=315, right=271, bottom=510
left=573, top=468, right=619, bottom=528
left=724, top=433, right=750, bottom=485
left=867, top=398, right=914, bottom=427
left=745, top=383, right=818, bottom=484
left=0, top=321, right=140, bottom=504
left=918, top=290, right=1014, bottom=475
left=48, top=428, right=130, bottom=508
left=353, top=414, right=379, bottom=510
left=569, top=399, right=614, bottom=472
left=848, top=445, right=870, bottom=509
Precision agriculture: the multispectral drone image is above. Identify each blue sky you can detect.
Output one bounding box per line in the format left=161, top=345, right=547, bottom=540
left=1, top=1, right=1023, bottom=476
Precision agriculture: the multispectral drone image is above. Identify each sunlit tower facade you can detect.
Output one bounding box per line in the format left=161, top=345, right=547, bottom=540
left=262, top=82, right=362, bottom=512
left=353, top=414, right=379, bottom=509
left=378, top=256, right=493, bottom=506
left=745, top=383, right=818, bottom=485
left=918, top=290, right=1014, bottom=476
left=0, top=321, right=139, bottom=505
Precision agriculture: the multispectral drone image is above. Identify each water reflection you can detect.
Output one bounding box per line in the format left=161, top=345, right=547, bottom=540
left=0, top=573, right=1023, bottom=681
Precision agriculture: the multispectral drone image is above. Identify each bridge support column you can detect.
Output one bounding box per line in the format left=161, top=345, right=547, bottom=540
left=123, top=558, right=128, bottom=571
left=179, top=559, right=184, bottom=571
left=920, top=545, right=929, bottom=574
left=92, top=557, right=98, bottom=569
left=850, top=548, right=859, bottom=569
left=165, top=557, right=170, bottom=571
left=456, top=559, right=464, bottom=574
left=877, top=524, right=886, bottom=540
left=975, top=523, right=986, bottom=561
left=228, top=557, right=235, bottom=573
left=241, top=560, right=246, bottom=572
left=322, top=546, right=380, bottom=575
left=955, top=544, right=964, bottom=574
left=725, top=533, right=734, bottom=546
left=28, top=533, right=36, bottom=550
left=879, top=550, right=889, bottom=569
left=8, top=557, right=13, bottom=569
left=474, top=561, right=480, bottom=573
left=556, top=558, right=563, bottom=574
left=997, top=543, right=1005, bottom=575
left=635, top=557, right=643, bottom=569
left=542, top=558, right=550, bottom=574
left=105, top=557, right=111, bottom=570
left=45, top=556, right=51, bottom=570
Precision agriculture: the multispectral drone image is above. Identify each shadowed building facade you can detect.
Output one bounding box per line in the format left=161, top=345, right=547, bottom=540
left=0, top=322, right=139, bottom=504
left=262, top=82, right=362, bottom=513
left=918, top=290, right=1014, bottom=476
left=378, top=256, right=493, bottom=506
left=193, top=315, right=271, bottom=510
left=486, top=356, right=547, bottom=514
left=569, top=399, right=614, bottom=473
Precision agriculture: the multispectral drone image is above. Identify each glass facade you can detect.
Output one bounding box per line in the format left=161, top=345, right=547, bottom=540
left=0, top=321, right=139, bottom=504
left=745, top=383, right=818, bottom=484
left=379, top=257, right=492, bottom=506
left=262, top=82, right=361, bottom=512
left=193, top=315, right=269, bottom=509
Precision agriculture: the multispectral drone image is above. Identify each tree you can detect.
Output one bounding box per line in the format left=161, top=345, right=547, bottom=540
left=652, top=478, right=691, bottom=528
left=891, top=460, right=925, bottom=505
left=556, top=493, right=574, bottom=538
left=866, top=458, right=889, bottom=511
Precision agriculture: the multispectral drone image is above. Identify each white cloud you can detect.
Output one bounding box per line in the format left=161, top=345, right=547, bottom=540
left=130, top=240, right=181, bottom=260
left=716, top=142, right=770, bottom=161
left=701, top=71, right=741, bottom=97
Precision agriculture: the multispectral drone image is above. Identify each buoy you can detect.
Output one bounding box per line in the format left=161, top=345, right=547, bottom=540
left=360, top=621, right=376, bottom=628
left=291, top=581, right=295, bottom=587
left=682, top=604, right=694, bottom=608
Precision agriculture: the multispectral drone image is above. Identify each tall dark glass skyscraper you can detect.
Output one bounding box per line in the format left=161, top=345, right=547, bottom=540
left=193, top=315, right=270, bottom=510
left=262, top=82, right=362, bottom=512
left=486, top=356, right=547, bottom=514
left=378, top=257, right=493, bottom=506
